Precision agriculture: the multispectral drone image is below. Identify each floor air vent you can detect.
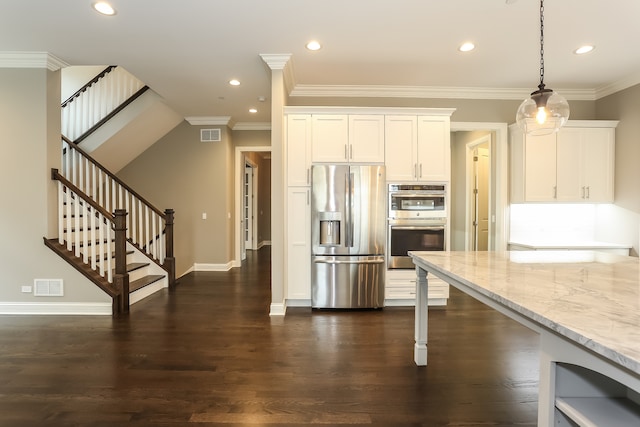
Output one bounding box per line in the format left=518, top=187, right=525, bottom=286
left=201, top=128, right=221, bottom=142
left=34, top=279, right=64, bottom=296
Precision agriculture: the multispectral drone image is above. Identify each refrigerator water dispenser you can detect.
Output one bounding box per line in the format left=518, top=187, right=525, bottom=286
left=318, top=212, right=342, bottom=246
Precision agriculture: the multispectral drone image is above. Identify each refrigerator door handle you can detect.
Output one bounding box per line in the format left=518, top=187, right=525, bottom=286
left=313, top=258, right=385, bottom=265
left=345, top=171, right=353, bottom=247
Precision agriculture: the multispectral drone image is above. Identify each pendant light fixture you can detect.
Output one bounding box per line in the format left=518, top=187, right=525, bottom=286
left=516, top=0, right=570, bottom=135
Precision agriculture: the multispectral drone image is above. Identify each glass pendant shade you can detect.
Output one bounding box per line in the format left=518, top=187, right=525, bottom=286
left=516, top=85, right=570, bottom=135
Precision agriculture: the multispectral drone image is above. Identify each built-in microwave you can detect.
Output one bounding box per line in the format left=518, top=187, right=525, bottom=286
left=388, top=184, right=446, bottom=219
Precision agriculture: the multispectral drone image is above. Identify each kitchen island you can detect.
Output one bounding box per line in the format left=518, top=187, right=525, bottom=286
left=409, top=250, right=640, bottom=426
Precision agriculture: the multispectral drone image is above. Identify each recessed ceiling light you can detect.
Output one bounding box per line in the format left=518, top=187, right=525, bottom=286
left=306, top=41, right=322, bottom=51
left=574, top=45, right=595, bottom=55
left=93, top=2, right=116, bottom=16
left=229, top=79, right=240, bottom=86
left=458, top=42, right=475, bottom=52
left=249, top=108, right=258, bottom=114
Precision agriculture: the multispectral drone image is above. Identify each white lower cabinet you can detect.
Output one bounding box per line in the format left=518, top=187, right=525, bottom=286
left=385, top=269, right=449, bottom=306
left=286, top=187, right=311, bottom=304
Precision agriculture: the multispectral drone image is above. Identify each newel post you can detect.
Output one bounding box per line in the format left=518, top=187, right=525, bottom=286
left=164, top=208, right=176, bottom=290
left=113, top=209, right=130, bottom=314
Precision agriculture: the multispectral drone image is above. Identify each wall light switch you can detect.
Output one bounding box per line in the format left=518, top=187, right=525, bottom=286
left=202, top=213, right=207, bottom=220
left=21, top=285, right=32, bottom=293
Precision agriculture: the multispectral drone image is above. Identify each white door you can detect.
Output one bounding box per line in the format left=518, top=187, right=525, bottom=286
left=474, top=146, right=490, bottom=251
left=244, top=165, right=256, bottom=253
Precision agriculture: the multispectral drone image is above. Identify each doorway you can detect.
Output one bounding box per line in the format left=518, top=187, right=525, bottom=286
left=450, top=122, right=509, bottom=252
left=466, top=138, right=490, bottom=251
left=234, top=146, right=271, bottom=267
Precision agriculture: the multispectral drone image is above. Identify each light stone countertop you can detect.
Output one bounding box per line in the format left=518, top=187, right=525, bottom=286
left=409, top=250, right=640, bottom=375
left=508, top=240, right=632, bottom=250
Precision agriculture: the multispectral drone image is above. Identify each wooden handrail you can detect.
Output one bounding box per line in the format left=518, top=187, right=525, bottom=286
left=61, top=66, right=116, bottom=108
left=61, top=137, right=166, bottom=219
left=74, top=85, right=149, bottom=144
left=51, top=168, right=113, bottom=220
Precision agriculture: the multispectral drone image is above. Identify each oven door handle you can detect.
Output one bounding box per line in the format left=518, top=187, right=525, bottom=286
left=390, top=225, right=445, bottom=231
left=314, top=258, right=385, bottom=265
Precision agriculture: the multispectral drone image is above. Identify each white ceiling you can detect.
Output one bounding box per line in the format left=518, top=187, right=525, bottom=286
left=1, top=0, right=640, bottom=126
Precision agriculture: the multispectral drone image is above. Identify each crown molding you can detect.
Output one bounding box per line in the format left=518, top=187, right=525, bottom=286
left=0, top=52, right=68, bottom=70
left=259, top=54, right=292, bottom=71
left=232, top=122, right=271, bottom=131
left=595, top=72, right=640, bottom=99
left=185, top=116, right=233, bottom=127
left=289, top=84, right=598, bottom=101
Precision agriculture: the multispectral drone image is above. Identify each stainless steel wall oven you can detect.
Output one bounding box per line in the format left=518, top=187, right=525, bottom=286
left=387, top=184, right=447, bottom=269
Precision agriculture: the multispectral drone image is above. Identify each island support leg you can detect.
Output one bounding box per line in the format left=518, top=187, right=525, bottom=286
left=414, top=266, right=428, bottom=366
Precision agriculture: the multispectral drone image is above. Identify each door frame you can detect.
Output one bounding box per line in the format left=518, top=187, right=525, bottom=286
left=465, top=135, right=492, bottom=250
left=244, top=159, right=259, bottom=254
left=234, top=146, right=271, bottom=267
left=451, top=122, right=509, bottom=251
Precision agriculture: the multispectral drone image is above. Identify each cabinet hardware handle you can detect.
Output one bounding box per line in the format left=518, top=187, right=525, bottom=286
left=553, top=186, right=557, bottom=199
left=307, top=168, right=310, bottom=185
left=349, top=144, right=353, bottom=160
left=420, top=163, right=423, bottom=178
left=586, top=186, right=590, bottom=199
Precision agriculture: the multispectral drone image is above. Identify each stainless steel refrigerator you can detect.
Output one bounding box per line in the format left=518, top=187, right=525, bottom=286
left=311, top=164, right=386, bottom=309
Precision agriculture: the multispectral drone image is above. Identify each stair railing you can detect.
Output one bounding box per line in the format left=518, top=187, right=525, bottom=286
left=51, top=168, right=131, bottom=313
left=61, top=136, right=175, bottom=288
left=61, top=66, right=148, bottom=143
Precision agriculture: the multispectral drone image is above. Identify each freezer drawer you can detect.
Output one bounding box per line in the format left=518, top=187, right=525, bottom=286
left=311, top=255, right=385, bottom=309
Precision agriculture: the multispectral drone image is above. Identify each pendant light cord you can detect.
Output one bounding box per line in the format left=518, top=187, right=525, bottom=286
left=539, top=0, right=545, bottom=89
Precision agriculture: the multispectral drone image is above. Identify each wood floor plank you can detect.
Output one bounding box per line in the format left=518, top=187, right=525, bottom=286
left=0, top=247, right=539, bottom=426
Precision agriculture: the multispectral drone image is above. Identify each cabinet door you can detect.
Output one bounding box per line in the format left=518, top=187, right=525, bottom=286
left=385, top=115, right=418, bottom=181
left=311, top=115, right=349, bottom=163
left=524, top=133, right=557, bottom=201
left=286, top=187, right=311, bottom=300
left=417, top=116, right=450, bottom=181
left=556, top=128, right=583, bottom=201
left=348, top=115, right=385, bottom=163
left=286, top=114, right=312, bottom=186
left=582, top=128, right=614, bottom=202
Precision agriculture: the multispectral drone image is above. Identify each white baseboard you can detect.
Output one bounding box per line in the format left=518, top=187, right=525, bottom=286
left=269, top=302, right=286, bottom=316
left=0, top=302, right=112, bottom=315
left=193, top=262, right=234, bottom=272
left=285, top=299, right=311, bottom=307
left=257, top=240, right=272, bottom=249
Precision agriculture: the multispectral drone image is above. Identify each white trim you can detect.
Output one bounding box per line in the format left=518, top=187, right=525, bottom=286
left=0, top=51, right=69, bottom=70
left=269, top=302, right=286, bottom=316
left=0, top=302, right=112, bottom=315
left=465, top=134, right=493, bottom=251
left=289, top=84, right=598, bottom=101
left=193, top=262, right=234, bottom=272
left=284, top=106, right=457, bottom=116
left=233, top=122, right=271, bottom=131
left=596, top=72, right=640, bottom=99
left=185, top=116, right=232, bottom=126
left=257, top=240, right=272, bottom=249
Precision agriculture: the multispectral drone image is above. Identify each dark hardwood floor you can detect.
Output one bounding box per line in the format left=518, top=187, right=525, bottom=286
left=0, top=247, right=539, bottom=426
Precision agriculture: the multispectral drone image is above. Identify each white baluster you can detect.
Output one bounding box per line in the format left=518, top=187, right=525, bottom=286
left=58, top=182, right=64, bottom=245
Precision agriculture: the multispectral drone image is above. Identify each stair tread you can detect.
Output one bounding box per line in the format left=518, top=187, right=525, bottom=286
left=130, top=275, right=165, bottom=293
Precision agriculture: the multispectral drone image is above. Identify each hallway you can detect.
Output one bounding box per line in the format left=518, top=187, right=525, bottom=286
left=0, top=247, right=539, bottom=426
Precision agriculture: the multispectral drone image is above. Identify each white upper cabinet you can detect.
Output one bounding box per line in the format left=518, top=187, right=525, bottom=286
left=311, top=114, right=385, bottom=163
left=286, top=114, right=312, bottom=187
left=385, top=115, right=451, bottom=182
left=510, top=121, right=617, bottom=203
left=417, top=116, right=450, bottom=182
left=311, top=115, right=349, bottom=163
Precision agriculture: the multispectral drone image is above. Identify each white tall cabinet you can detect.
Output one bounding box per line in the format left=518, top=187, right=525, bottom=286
left=284, top=107, right=455, bottom=310
left=510, top=121, right=618, bottom=203
left=285, top=114, right=312, bottom=304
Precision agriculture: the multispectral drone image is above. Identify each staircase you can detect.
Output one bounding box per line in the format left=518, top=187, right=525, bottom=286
left=45, top=66, right=176, bottom=315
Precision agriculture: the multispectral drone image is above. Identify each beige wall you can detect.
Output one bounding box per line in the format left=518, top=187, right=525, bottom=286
left=117, top=124, right=272, bottom=276
left=596, top=84, right=640, bottom=214
left=0, top=68, right=108, bottom=305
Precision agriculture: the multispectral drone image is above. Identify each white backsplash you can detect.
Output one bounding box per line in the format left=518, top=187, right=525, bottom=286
left=510, top=204, right=598, bottom=243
